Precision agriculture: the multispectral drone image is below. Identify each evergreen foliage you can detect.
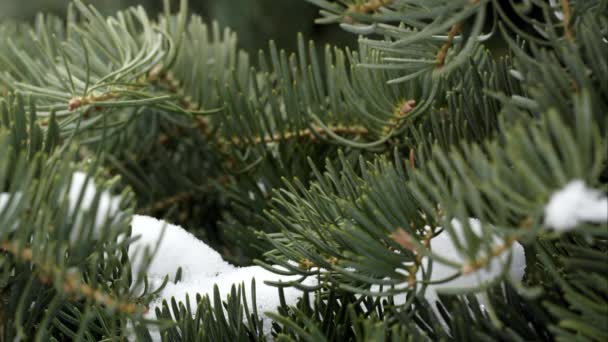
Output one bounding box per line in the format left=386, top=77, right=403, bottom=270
left=0, top=0, right=606, bottom=341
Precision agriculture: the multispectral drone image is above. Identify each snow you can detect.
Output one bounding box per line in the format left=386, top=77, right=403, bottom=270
left=5, top=174, right=534, bottom=336
left=67, top=172, right=123, bottom=243
left=377, top=218, right=525, bottom=327
left=128, top=215, right=314, bottom=339
left=129, top=215, right=233, bottom=280
left=0, top=192, right=22, bottom=218
left=154, top=266, right=310, bottom=333
left=129, top=215, right=527, bottom=338
left=549, top=0, right=564, bottom=20
left=2, top=171, right=123, bottom=240
left=127, top=213, right=532, bottom=338
left=416, top=218, right=525, bottom=304
left=544, top=180, right=608, bottom=231
left=0, top=192, right=23, bottom=231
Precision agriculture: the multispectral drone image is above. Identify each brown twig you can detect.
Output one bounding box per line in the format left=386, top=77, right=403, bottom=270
left=149, top=64, right=372, bottom=149
left=348, top=0, right=393, bottom=14
left=461, top=237, right=517, bottom=275
left=223, top=124, right=369, bottom=147
left=137, top=192, right=194, bottom=215
left=68, top=92, right=118, bottom=112
left=148, top=64, right=212, bottom=136
left=436, top=23, right=463, bottom=69
left=137, top=176, right=231, bottom=215
left=561, top=0, right=574, bottom=41
left=411, top=228, right=435, bottom=286
left=1, top=240, right=143, bottom=315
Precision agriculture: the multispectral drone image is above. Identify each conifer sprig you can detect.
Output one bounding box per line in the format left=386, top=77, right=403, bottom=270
left=0, top=1, right=606, bottom=340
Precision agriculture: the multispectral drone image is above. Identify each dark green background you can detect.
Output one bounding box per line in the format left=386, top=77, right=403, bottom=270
left=0, top=0, right=354, bottom=53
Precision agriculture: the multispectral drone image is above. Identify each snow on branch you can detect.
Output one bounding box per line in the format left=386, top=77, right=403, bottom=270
left=67, top=172, right=123, bottom=243
left=544, top=180, right=608, bottom=231
left=419, top=219, right=526, bottom=295
left=129, top=215, right=315, bottom=334
left=0, top=192, right=22, bottom=221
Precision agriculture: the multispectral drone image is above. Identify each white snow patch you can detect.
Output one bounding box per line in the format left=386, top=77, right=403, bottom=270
left=153, top=266, right=311, bottom=333
left=67, top=172, right=122, bottom=243
left=0, top=192, right=23, bottom=231
left=1, top=172, right=122, bottom=240
left=549, top=0, right=564, bottom=20
left=417, top=218, right=525, bottom=304
left=380, top=218, right=525, bottom=326
left=544, top=180, right=608, bottom=231
left=129, top=215, right=233, bottom=281
left=129, top=215, right=314, bottom=339
left=0, top=192, right=22, bottom=217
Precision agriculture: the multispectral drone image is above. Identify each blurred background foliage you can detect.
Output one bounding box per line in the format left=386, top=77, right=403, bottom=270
left=0, top=0, right=355, bottom=53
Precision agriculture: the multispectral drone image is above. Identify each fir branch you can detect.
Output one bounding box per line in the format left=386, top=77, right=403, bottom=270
left=148, top=65, right=202, bottom=112
left=223, top=124, right=370, bottom=146
left=0, top=240, right=144, bottom=315
left=1, top=1, right=606, bottom=340
left=146, top=63, right=215, bottom=138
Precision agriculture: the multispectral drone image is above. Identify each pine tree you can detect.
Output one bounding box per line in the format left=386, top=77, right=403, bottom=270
left=0, top=0, right=607, bottom=341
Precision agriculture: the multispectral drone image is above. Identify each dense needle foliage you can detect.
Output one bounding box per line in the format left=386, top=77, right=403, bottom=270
left=0, top=0, right=606, bottom=341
